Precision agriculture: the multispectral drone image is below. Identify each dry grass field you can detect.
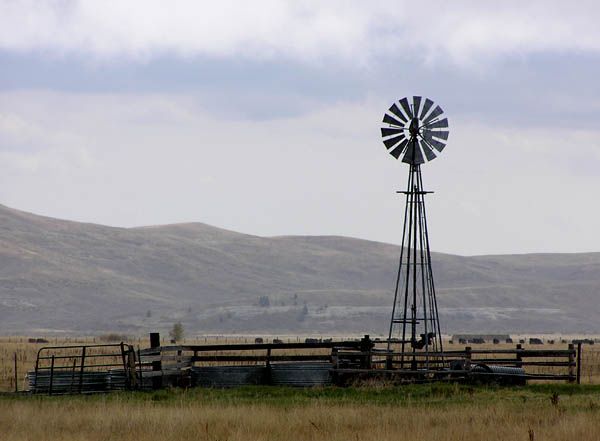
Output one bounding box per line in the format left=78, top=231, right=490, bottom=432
left=1, top=385, right=600, bottom=440
left=2, top=337, right=600, bottom=440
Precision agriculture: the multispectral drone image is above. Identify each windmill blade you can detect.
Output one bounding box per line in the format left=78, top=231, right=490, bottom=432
left=426, top=118, right=448, bottom=129
left=420, top=139, right=437, bottom=161
left=381, top=127, right=404, bottom=138
left=383, top=133, right=406, bottom=149
left=423, top=128, right=449, bottom=141
left=419, top=98, right=434, bottom=120
left=383, top=113, right=404, bottom=127
left=389, top=139, right=408, bottom=159
left=401, top=139, right=425, bottom=164
left=400, top=139, right=414, bottom=162
left=389, top=103, right=408, bottom=123
left=413, top=96, right=422, bottom=118
left=431, top=130, right=449, bottom=141
left=423, top=105, right=444, bottom=124
left=399, top=97, right=413, bottom=119
left=413, top=144, right=425, bottom=164
left=421, top=130, right=446, bottom=152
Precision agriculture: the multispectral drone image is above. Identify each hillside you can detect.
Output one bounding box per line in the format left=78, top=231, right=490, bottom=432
left=0, top=204, right=598, bottom=335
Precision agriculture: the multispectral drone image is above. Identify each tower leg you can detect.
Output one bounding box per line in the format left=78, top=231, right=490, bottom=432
left=388, top=165, right=443, bottom=370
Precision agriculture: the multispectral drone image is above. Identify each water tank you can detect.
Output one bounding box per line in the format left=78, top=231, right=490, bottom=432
left=191, top=366, right=266, bottom=388
left=269, top=362, right=332, bottom=387
left=471, top=364, right=526, bottom=385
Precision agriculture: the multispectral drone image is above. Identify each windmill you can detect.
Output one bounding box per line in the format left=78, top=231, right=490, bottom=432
left=380, top=96, right=449, bottom=369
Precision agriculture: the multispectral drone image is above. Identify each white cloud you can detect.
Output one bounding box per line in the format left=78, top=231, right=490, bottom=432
left=0, top=90, right=599, bottom=255
left=1, top=1, right=599, bottom=66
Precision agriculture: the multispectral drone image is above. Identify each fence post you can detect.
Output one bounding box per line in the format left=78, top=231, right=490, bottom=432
left=127, top=346, right=138, bottom=389
left=137, top=347, right=143, bottom=388
left=332, top=347, right=339, bottom=369
left=568, top=343, right=575, bottom=383
left=69, top=359, right=77, bottom=394
left=465, top=346, right=472, bottom=370
left=150, top=332, right=162, bottom=390
left=360, top=335, right=372, bottom=369
left=14, top=352, right=18, bottom=393
left=33, top=350, right=40, bottom=395
left=515, top=344, right=523, bottom=368
left=576, top=342, right=582, bottom=385
left=79, top=346, right=86, bottom=394
left=49, top=355, right=55, bottom=396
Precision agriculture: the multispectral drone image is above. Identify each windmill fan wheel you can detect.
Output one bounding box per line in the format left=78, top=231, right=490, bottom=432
left=380, top=96, right=449, bottom=165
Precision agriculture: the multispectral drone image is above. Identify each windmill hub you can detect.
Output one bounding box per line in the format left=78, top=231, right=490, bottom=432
left=409, top=118, right=420, bottom=137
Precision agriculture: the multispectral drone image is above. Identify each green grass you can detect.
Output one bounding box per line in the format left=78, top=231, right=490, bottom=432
left=4, top=383, right=600, bottom=410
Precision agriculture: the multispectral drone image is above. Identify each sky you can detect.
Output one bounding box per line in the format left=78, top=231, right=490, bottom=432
left=1, top=1, right=599, bottom=256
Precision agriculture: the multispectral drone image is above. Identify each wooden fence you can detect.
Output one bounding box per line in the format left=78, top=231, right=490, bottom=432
left=136, top=335, right=581, bottom=387
left=25, top=335, right=581, bottom=393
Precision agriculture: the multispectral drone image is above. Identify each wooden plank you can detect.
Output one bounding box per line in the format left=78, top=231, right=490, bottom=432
left=154, top=362, right=192, bottom=370
left=191, top=354, right=331, bottom=362
left=140, top=371, right=165, bottom=378
left=140, top=355, right=193, bottom=363
left=471, top=360, right=573, bottom=367
left=334, top=368, right=466, bottom=375
left=520, top=361, right=574, bottom=367
left=576, top=342, right=582, bottom=385
left=361, top=352, right=467, bottom=358
left=568, top=343, right=575, bottom=383
left=467, top=349, right=571, bottom=355
left=148, top=340, right=362, bottom=353
left=463, top=358, right=521, bottom=364
left=333, top=369, right=571, bottom=382
left=519, top=350, right=573, bottom=357
left=523, top=374, right=574, bottom=380
left=140, top=368, right=190, bottom=378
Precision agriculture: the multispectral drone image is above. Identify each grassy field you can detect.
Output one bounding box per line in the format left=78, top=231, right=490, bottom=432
left=2, top=337, right=600, bottom=439
left=1, top=384, right=600, bottom=440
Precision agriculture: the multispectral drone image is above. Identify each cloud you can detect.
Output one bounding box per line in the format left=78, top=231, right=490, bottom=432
left=0, top=90, right=599, bottom=255
left=1, top=1, right=600, bottom=67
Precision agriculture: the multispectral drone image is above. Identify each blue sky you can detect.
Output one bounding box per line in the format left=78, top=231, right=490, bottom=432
left=1, top=1, right=599, bottom=255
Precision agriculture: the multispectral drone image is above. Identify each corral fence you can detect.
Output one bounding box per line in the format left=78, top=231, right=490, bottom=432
left=136, top=334, right=369, bottom=389
left=343, top=342, right=581, bottom=385
left=138, top=335, right=581, bottom=388
left=26, top=335, right=582, bottom=394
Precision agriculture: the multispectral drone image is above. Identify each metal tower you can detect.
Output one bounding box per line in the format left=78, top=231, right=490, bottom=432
left=379, top=96, right=449, bottom=368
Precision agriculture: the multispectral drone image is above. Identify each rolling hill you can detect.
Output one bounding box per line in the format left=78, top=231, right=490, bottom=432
left=0, top=204, right=598, bottom=335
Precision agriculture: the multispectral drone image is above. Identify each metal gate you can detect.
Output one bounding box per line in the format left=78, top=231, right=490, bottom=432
left=29, top=342, right=137, bottom=395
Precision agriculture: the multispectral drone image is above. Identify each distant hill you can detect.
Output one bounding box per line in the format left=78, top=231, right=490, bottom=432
left=0, top=204, right=598, bottom=335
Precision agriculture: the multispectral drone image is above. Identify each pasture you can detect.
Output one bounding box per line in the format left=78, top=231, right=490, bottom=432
left=2, top=384, right=600, bottom=440
left=2, top=337, right=600, bottom=440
